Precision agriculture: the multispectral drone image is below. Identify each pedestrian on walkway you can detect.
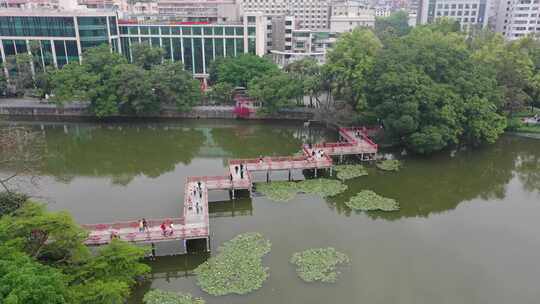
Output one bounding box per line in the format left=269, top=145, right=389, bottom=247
left=160, top=222, right=167, bottom=236
left=168, top=222, right=174, bottom=236
left=197, top=181, right=202, bottom=191
left=138, top=219, right=144, bottom=233
left=240, top=163, right=244, bottom=172
left=235, top=166, right=239, bottom=175
left=240, top=168, right=244, bottom=179
left=142, top=218, right=148, bottom=232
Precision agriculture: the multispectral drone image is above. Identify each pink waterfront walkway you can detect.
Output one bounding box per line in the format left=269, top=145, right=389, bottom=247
left=82, top=127, right=377, bottom=247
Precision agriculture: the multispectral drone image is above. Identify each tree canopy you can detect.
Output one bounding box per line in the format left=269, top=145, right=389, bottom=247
left=49, top=45, right=200, bottom=117
left=0, top=198, right=150, bottom=304
left=208, top=54, right=280, bottom=87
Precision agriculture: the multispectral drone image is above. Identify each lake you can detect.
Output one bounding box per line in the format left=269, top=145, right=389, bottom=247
left=4, top=119, right=540, bottom=304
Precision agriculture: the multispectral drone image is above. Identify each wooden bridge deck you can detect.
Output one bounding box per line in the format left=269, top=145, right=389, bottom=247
left=82, top=127, right=377, bottom=246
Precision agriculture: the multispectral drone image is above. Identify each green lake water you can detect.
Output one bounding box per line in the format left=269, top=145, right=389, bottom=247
left=4, top=119, right=540, bottom=304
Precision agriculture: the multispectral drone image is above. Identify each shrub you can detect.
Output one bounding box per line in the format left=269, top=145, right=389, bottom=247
left=0, top=191, right=28, bottom=216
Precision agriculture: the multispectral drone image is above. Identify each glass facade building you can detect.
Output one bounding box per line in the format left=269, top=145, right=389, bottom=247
left=1, top=10, right=265, bottom=77
left=0, top=11, right=119, bottom=71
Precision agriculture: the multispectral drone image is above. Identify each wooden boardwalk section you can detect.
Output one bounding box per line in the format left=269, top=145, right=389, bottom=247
left=82, top=127, right=377, bottom=248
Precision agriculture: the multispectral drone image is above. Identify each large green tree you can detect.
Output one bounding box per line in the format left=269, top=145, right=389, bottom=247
left=366, top=27, right=505, bottom=153
left=374, top=10, right=411, bottom=42
left=284, top=58, right=324, bottom=107
left=131, top=43, right=165, bottom=70
left=50, top=45, right=200, bottom=117
left=325, top=28, right=382, bottom=110
left=150, top=61, right=201, bottom=111
left=0, top=200, right=150, bottom=304
left=208, top=54, right=280, bottom=87
left=248, top=72, right=303, bottom=112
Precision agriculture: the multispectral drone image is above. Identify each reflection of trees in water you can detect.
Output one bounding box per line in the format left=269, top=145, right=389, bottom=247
left=128, top=253, right=210, bottom=304
left=326, top=136, right=538, bottom=220
left=515, top=140, right=540, bottom=194
left=41, top=124, right=205, bottom=184
left=211, top=125, right=332, bottom=160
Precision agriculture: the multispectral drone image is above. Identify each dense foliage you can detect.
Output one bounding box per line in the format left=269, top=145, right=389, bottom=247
left=194, top=232, right=271, bottom=296
left=49, top=44, right=200, bottom=117
left=345, top=190, right=400, bottom=211
left=256, top=179, right=348, bottom=202
left=208, top=54, right=279, bottom=87
left=290, top=247, right=350, bottom=283
left=0, top=198, right=150, bottom=304
left=143, top=289, right=205, bottom=304
left=0, top=191, right=28, bottom=216
left=334, top=165, right=368, bottom=180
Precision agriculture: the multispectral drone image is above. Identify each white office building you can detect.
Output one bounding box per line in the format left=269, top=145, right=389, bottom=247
left=418, top=0, right=489, bottom=31
left=494, top=0, right=540, bottom=39
left=240, top=0, right=331, bottom=30
left=330, top=0, right=375, bottom=32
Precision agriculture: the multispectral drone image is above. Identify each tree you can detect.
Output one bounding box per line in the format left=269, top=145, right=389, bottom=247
left=366, top=26, right=505, bottom=153
left=284, top=58, right=324, bottom=107
left=206, top=82, right=234, bottom=104
left=325, top=28, right=382, bottom=110
left=143, top=289, right=205, bottom=304
left=0, top=202, right=89, bottom=263
left=0, top=245, right=70, bottom=304
left=472, top=33, right=534, bottom=112
left=0, top=191, right=28, bottom=217
left=0, top=127, right=45, bottom=192
left=0, top=69, right=7, bottom=96
left=112, top=64, right=156, bottom=114
left=131, top=43, right=165, bottom=70
left=50, top=45, right=201, bottom=116
left=374, top=10, right=411, bottom=42
left=248, top=72, right=303, bottom=112
left=209, top=54, right=280, bottom=87
left=4, top=54, right=35, bottom=96
left=150, top=61, right=201, bottom=111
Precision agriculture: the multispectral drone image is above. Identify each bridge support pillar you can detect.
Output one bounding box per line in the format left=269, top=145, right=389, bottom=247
left=340, top=154, right=343, bottom=163
left=288, top=169, right=292, bottom=181
left=314, top=168, right=318, bottom=178
left=206, top=237, right=210, bottom=252
left=330, top=166, right=333, bottom=176
left=266, top=171, right=270, bottom=183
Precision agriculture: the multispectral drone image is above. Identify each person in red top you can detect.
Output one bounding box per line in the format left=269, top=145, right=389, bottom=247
left=160, top=222, right=167, bottom=236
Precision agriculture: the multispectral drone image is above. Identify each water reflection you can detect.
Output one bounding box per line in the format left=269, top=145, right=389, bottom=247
left=328, top=135, right=540, bottom=220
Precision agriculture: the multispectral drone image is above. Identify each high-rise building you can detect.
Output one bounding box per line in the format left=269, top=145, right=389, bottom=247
left=240, top=0, right=331, bottom=30
left=494, top=0, right=540, bottom=39
left=330, top=0, right=375, bottom=32
left=418, top=0, right=489, bottom=31
left=0, top=9, right=267, bottom=78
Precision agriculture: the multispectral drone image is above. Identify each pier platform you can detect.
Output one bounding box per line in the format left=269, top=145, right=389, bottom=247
left=82, top=127, right=378, bottom=248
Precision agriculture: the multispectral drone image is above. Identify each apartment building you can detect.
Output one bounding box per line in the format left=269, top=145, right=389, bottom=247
left=495, top=0, right=540, bottom=39
left=418, top=0, right=489, bottom=31
left=330, top=0, right=375, bottom=32
left=240, top=0, right=331, bottom=30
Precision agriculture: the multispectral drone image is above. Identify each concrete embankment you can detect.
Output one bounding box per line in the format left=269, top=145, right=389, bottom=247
left=0, top=99, right=314, bottom=121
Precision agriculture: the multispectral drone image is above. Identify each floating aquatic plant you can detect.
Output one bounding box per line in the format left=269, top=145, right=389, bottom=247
left=256, top=179, right=347, bottom=202
left=297, top=179, right=348, bottom=197
left=194, top=232, right=271, bottom=296
left=376, top=159, right=401, bottom=171
left=345, top=190, right=399, bottom=211
left=256, top=181, right=298, bottom=201
left=334, top=165, right=368, bottom=181
left=143, top=289, right=205, bottom=304
left=290, top=247, right=350, bottom=283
